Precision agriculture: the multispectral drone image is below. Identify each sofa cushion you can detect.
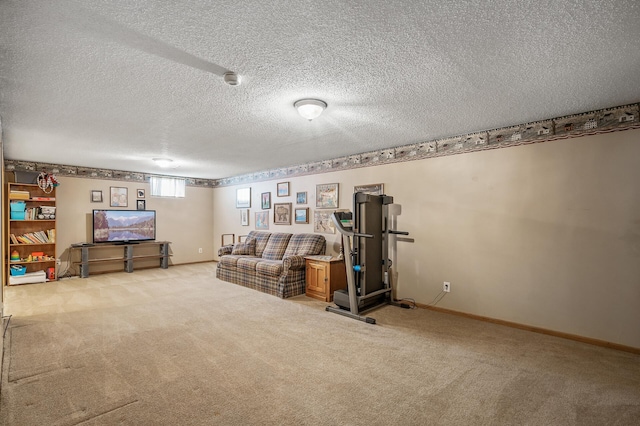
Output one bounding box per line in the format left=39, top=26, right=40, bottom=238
left=261, top=233, right=293, bottom=260
left=255, top=260, right=284, bottom=277
left=218, top=255, right=253, bottom=269
left=283, top=234, right=326, bottom=257
left=247, top=231, right=272, bottom=257
left=237, top=257, right=262, bottom=272
left=231, top=237, right=256, bottom=255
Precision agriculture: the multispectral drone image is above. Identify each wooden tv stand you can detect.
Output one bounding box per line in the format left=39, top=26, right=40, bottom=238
left=71, top=241, right=171, bottom=278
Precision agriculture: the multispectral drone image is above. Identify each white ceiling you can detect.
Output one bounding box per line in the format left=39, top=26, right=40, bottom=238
left=1, top=0, right=639, bottom=180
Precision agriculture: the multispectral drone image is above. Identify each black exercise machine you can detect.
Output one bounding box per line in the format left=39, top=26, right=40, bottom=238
left=326, top=192, right=410, bottom=324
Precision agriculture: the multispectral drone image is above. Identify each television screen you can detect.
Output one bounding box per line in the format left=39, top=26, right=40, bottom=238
left=93, top=210, right=156, bottom=243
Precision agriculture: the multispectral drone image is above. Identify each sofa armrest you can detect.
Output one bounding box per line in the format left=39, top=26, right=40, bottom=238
left=283, top=255, right=305, bottom=271
left=218, top=245, right=233, bottom=256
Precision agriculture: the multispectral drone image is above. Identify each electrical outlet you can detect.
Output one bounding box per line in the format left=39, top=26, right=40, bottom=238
left=443, top=282, right=451, bottom=292
left=198, top=248, right=203, bottom=254
left=56, top=259, right=61, bottom=266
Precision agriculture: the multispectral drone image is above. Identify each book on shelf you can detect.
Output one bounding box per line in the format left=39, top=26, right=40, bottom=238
left=31, top=196, right=55, bottom=201
left=12, top=229, right=55, bottom=244
left=9, top=190, right=30, bottom=200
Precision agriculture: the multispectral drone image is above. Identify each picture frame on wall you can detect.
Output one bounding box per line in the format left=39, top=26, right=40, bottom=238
left=294, top=207, right=309, bottom=224
left=261, top=192, right=271, bottom=209
left=255, top=211, right=269, bottom=230
left=91, top=190, right=103, bottom=203
left=236, top=187, right=251, bottom=208
left=110, top=187, right=128, bottom=207
left=274, top=203, right=292, bottom=225
left=296, top=191, right=307, bottom=204
left=354, top=183, right=384, bottom=196
left=277, top=182, right=290, bottom=197
left=313, top=210, right=336, bottom=234
left=241, top=209, right=249, bottom=226
left=316, top=183, right=339, bottom=209
left=137, top=189, right=145, bottom=198
left=136, top=199, right=146, bottom=210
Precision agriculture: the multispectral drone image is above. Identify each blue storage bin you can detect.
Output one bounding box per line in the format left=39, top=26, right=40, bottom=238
left=11, top=211, right=26, bottom=220
left=10, top=265, right=26, bottom=276
left=10, top=201, right=26, bottom=220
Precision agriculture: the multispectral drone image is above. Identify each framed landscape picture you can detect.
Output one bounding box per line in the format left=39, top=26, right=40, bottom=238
left=255, top=211, right=269, bottom=230
left=277, top=181, right=290, bottom=197
left=296, top=191, right=307, bottom=204
left=274, top=203, right=292, bottom=225
left=316, top=183, right=339, bottom=209
left=91, top=190, right=103, bottom=203
left=295, top=207, right=309, bottom=224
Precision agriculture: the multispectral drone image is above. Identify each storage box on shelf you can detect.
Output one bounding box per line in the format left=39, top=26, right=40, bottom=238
left=5, top=182, right=57, bottom=285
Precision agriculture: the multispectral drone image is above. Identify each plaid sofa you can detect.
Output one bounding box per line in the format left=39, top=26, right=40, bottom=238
left=216, top=231, right=326, bottom=298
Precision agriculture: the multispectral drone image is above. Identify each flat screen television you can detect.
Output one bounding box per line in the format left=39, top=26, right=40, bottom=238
left=92, top=209, right=156, bottom=244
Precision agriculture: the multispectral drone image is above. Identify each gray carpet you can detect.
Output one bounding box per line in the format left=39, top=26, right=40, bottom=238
left=1, top=263, right=639, bottom=425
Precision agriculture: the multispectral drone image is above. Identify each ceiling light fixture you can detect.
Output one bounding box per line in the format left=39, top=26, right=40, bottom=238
left=294, top=99, right=327, bottom=120
left=153, top=158, right=174, bottom=168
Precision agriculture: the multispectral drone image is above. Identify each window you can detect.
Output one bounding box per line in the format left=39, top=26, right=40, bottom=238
left=149, top=176, right=185, bottom=198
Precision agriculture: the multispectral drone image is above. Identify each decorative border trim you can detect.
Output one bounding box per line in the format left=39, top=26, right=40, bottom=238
left=5, top=103, right=638, bottom=187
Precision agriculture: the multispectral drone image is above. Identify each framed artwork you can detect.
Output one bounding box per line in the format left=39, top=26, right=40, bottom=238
left=255, top=211, right=269, bottom=230
left=136, top=199, right=146, bottom=210
left=110, top=187, right=128, bottom=207
left=274, top=202, right=292, bottom=225
left=354, top=183, right=384, bottom=196
left=91, top=190, right=103, bottom=203
left=236, top=187, right=251, bottom=208
left=316, top=183, right=339, bottom=209
left=241, top=209, right=249, bottom=226
left=313, top=210, right=336, bottom=234
left=277, top=182, right=290, bottom=197
left=295, top=207, right=309, bottom=224
left=261, top=192, right=271, bottom=209
left=137, top=189, right=145, bottom=198
left=296, top=191, right=307, bottom=204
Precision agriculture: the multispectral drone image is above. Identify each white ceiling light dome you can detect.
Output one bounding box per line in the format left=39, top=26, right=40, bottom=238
left=294, top=99, right=327, bottom=120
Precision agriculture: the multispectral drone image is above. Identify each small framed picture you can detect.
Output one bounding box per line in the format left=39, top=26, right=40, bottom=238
left=91, top=190, right=103, bottom=203
left=316, top=183, right=339, bottom=209
left=236, top=188, right=251, bottom=208
left=295, top=207, right=309, bottom=224
left=241, top=209, right=249, bottom=226
left=277, top=182, right=290, bottom=197
left=137, top=189, right=145, bottom=198
left=296, top=191, right=307, bottom=204
left=136, top=199, right=146, bottom=210
left=274, top=203, right=292, bottom=225
left=110, top=187, right=128, bottom=207
left=314, top=210, right=336, bottom=234
left=261, top=192, right=271, bottom=209
left=354, top=183, right=384, bottom=196
left=255, top=211, right=269, bottom=230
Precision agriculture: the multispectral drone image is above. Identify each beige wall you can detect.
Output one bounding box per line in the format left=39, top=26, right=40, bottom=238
left=213, top=129, right=640, bottom=348
left=56, top=176, right=215, bottom=272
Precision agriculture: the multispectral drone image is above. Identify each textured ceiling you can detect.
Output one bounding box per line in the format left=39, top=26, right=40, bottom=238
left=1, top=0, right=639, bottom=179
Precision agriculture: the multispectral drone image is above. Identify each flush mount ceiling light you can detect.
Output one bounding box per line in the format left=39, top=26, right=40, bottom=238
left=294, top=99, right=327, bottom=120
left=152, top=158, right=174, bottom=168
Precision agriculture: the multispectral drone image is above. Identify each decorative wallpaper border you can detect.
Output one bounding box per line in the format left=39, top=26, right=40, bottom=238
left=5, top=103, right=639, bottom=188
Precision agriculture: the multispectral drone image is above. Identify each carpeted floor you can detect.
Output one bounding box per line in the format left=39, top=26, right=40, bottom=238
left=1, top=263, right=639, bottom=425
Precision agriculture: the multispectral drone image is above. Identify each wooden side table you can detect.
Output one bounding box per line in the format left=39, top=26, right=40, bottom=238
left=305, top=256, right=347, bottom=302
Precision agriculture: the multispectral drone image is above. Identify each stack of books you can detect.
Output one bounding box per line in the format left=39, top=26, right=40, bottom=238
left=9, top=189, right=30, bottom=200
left=9, top=229, right=55, bottom=244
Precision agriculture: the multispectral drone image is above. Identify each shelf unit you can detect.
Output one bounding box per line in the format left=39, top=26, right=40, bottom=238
left=5, top=182, right=57, bottom=285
